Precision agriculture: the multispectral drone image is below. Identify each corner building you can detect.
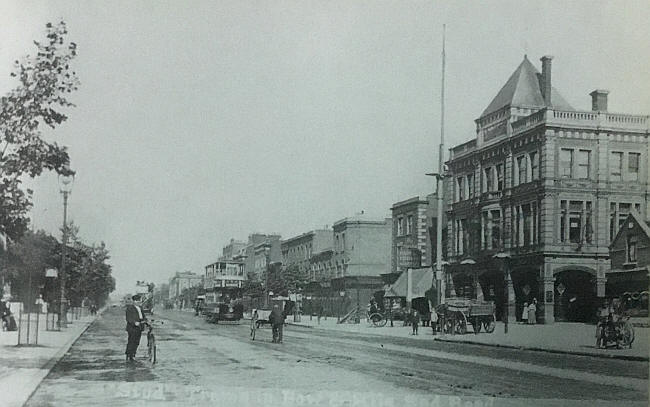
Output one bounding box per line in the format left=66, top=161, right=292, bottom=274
left=445, top=55, right=649, bottom=323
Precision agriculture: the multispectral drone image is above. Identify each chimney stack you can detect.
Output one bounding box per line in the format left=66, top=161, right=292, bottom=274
left=590, top=89, right=609, bottom=111
left=540, top=56, right=553, bottom=106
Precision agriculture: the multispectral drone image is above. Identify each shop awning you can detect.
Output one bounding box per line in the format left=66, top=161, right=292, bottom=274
left=383, top=268, right=434, bottom=299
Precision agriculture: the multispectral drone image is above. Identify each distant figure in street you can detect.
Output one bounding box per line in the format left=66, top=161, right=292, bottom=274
left=317, top=303, right=323, bottom=325
left=521, top=302, right=529, bottom=324
left=528, top=299, right=537, bottom=325
left=250, top=309, right=258, bottom=340
left=125, top=295, right=146, bottom=361
left=269, top=304, right=285, bottom=343
left=410, top=309, right=420, bottom=335
left=430, top=308, right=438, bottom=335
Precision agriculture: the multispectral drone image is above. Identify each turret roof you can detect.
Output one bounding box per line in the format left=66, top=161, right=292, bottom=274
left=481, top=56, right=574, bottom=117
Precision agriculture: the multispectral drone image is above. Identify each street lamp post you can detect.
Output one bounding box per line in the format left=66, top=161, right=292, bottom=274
left=337, top=290, right=345, bottom=323
left=58, top=173, right=74, bottom=328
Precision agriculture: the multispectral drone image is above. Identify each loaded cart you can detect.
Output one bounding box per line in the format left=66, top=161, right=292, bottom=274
left=436, top=298, right=496, bottom=335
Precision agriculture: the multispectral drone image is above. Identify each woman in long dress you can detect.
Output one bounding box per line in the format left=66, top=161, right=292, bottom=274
left=521, top=302, right=528, bottom=324
left=528, top=299, right=537, bottom=324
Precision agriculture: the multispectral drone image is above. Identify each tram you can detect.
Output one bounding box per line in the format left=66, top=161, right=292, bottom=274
left=203, top=261, right=245, bottom=323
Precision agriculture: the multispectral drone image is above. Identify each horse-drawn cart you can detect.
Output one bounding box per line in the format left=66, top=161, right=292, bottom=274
left=436, top=299, right=496, bottom=334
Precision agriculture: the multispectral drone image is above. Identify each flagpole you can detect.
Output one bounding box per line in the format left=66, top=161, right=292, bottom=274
left=436, top=24, right=446, bottom=307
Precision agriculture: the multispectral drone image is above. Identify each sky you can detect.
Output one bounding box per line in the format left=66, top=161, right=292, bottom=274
left=1, top=1, right=649, bottom=295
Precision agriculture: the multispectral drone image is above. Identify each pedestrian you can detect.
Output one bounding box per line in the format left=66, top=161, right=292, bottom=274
left=317, top=303, right=323, bottom=325
left=125, top=294, right=146, bottom=361
left=521, top=302, right=528, bottom=324
left=430, top=308, right=438, bottom=335
left=528, top=299, right=537, bottom=325
left=411, top=309, right=420, bottom=335
left=269, top=304, right=285, bottom=343
left=250, top=309, right=258, bottom=340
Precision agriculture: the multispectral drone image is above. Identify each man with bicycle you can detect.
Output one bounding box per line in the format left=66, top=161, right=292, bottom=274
left=125, top=294, right=146, bottom=361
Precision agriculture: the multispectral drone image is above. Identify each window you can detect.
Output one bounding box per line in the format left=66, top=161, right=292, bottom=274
left=467, top=174, right=474, bottom=198
left=611, top=152, right=623, bottom=181
left=568, top=202, right=582, bottom=244
left=627, top=235, right=638, bottom=263
left=610, top=203, right=617, bottom=242
left=530, top=151, right=539, bottom=180
left=482, top=212, right=489, bottom=249
left=455, top=219, right=464, bottom=255
left=457, top=177, right=464, bottom=201
left=560, top=201, right=568, bottom=242
left=496, top=164, right=504, bottom=190
left=619, top=203, right=631, bottom=230
left=491, top=210, right=501, bottom=250
left=584, top=201, right=593, bottom=243
left=483, top=167, right=493, bottom=193
left=560, top=148, right=573, bottom=178
left=576, top=150, right=590, bottom=179
left=517, top=155, right=528, bottom=185
left=628, top=153, right=640, bottom=181
left=406, top=215, right=413, bottom=234
left=397, top=218, right=404, bottom=236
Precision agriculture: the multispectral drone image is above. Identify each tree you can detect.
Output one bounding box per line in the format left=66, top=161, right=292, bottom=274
left=0, top=21, right=79, bottom=240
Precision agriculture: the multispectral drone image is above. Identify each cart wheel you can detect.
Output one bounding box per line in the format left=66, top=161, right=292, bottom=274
left=455, top=319, right=467, bottom=335
left=484, top=315, right=496, bottom=333
left=370, top=313, right=387, bottom=327
left=473, top=318, right=482, bottom=334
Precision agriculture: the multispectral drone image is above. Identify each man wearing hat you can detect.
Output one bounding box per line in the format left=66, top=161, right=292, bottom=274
left=125, top=294, right=146, bottom=361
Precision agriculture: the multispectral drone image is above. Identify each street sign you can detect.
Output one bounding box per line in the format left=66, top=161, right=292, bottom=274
left=45, top=269, right=58, bottom=278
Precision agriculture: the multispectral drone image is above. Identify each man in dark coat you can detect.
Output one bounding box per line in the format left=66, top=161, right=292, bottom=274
left=269, top=304, right=285, bottom=343
left=125, top=295, right=146, bottom=361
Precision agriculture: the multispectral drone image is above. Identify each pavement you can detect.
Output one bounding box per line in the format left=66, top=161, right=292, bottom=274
left=0, top=310, right=98, bottom=407
left=285, top=314, right=650, bottom=361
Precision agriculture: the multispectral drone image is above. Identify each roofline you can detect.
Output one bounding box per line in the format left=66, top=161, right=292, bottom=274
left=391, top=196, right=429, bottom=210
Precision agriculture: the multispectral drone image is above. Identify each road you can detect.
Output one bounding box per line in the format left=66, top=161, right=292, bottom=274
left=25, top=307, right=648, bottom=406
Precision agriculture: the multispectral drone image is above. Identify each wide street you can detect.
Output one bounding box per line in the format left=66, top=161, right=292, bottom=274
left=24, top=307, right=648, bottom=407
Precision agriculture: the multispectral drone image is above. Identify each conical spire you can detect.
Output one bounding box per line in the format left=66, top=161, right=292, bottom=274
left=480, top=56, right=573, bottom=118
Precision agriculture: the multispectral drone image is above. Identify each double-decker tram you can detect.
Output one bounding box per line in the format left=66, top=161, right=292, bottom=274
left=203, top=261, right=245, bottom=323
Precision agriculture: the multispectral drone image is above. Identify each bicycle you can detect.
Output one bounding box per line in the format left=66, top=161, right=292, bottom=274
left=143, top=319, right=162, bottom=364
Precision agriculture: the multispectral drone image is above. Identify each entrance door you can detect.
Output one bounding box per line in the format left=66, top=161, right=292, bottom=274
left=511, top=270, right=538, bottom=321
left=554, top=270, right=596, bottom=322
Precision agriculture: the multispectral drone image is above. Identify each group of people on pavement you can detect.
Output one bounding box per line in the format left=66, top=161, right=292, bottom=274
left=521, top=298, right=538, bottom=324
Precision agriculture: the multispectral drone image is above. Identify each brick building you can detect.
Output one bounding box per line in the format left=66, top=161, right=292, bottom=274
left=445, top=55, right=649, bottom=323
left=608, top=211, right=650, bottom=317
left=281, top=230, right=333, bottom=275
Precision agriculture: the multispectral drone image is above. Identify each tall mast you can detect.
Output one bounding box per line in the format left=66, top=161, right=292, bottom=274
left=435, top=24, right=446, bottom=305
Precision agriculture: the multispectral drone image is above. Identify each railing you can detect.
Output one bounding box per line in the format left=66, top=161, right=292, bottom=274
left=549, top=109, right=649, bottom=131
left=512, top=108, right=547, bottom=134
left=510, top=109, right=649, bottom=134
left=450, top=139, right=477, bottom=159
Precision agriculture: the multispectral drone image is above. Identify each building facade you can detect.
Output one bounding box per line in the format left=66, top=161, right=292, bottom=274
left=168, top=271, right=204, bottom=300
left=332, top=216, right=391, bottom=278
left=219, top=239, right=247, bottom=261
left=445, top=55, right=649, bottom=323
left=391, top=197, right=430, bottom=275
left=281, top=230, right=333, bottom=275
left=608, top=211, right=650, bottom=317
